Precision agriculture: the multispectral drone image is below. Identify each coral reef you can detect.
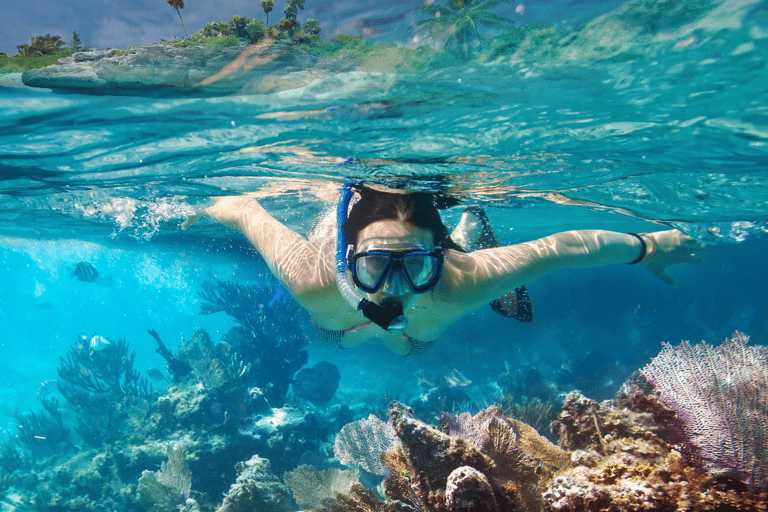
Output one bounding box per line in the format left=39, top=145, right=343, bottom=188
left=327, top=402, right=569, bottom=512
left=322, top=391, right=767, bottom=512
left=8, top=289, right=767, bottom=512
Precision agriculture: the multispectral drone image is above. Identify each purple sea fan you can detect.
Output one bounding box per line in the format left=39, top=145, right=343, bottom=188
left=640, top=331, right=768, bottom=490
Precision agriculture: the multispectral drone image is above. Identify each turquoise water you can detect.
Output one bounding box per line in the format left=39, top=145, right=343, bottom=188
left=0, top=0, right=767, bottom=508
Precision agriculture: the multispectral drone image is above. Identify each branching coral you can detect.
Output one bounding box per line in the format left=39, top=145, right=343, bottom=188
left=198, top=279, right=309, bottom=406
left=176, top=329, right=249, bottom=391
left=14, top=396, right=70, bottom=449
left=137, top=444, right=194, bottom=512
left=282, top=464, right=359, bottom=508
left=0, top=442, right=30, bottom=474
left=149, top=328, right=192, bottom=382
left=55, top=335, right=152, bottom=446
left=57, top=335, right=152, bottom=412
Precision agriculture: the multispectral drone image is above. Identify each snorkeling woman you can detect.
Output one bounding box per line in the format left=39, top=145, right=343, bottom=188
left=183, top=183, right=705, bottom=356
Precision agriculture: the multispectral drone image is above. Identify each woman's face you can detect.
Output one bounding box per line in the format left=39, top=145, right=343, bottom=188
left=355, top=220, right=435, bottom=307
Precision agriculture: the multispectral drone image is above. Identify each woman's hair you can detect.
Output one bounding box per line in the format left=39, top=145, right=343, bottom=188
left=342, top=186, right=465, bottom=252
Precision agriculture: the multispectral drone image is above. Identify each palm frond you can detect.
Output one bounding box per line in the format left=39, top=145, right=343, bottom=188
left=471, top=10, right=515, bottom=28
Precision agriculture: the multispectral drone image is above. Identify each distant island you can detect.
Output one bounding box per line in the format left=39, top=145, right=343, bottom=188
left=1, top=0, right=721, bottom=94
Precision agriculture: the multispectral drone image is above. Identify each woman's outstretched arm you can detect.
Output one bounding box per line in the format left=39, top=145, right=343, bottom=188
left=438, top=229, right=705, bottom=310
left=182, top=195, right=336, bottom=298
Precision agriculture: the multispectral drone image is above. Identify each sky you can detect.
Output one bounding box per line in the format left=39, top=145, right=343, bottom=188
left=1, top=0, right=627, bottom=57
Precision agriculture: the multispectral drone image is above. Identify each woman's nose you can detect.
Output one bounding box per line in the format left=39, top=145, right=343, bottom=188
left=381, top=267, right=407, bottom=296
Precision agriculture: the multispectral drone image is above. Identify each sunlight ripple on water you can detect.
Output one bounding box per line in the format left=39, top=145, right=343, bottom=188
left=1, top=2, right=768, bottom=243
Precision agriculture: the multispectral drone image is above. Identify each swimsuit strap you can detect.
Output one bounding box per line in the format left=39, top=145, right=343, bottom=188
left=310, top=319, right=435, bottom=356
left=310, top=319, right=344, bottom=348
left=403, top=336, right=435, bottom=356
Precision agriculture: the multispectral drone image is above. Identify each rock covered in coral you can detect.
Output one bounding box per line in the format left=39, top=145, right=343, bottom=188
left=550, top=391, right=663, bottom=454
left=545, top=392, right=768, bottom=511
left=216, top=455, right=291, bottom=512
left=151, top=380, right=270, bottom=434
left=292, top=360, right=340, bottom=405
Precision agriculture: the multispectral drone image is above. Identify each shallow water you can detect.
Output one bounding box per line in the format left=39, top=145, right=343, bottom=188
left=0, top=0, right=767, bottom=507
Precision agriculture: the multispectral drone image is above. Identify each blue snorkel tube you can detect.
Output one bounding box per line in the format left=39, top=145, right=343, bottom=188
left=336, top=182, right=408, bottom=333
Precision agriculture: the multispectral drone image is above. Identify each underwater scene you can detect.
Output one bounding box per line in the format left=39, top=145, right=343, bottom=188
left=1, top=0, right=768, bottom=510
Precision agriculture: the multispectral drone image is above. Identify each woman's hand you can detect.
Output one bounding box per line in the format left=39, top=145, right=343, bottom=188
left=640, top=230, right=706, bottom=286
left=181, top=194, right=259, bottom=231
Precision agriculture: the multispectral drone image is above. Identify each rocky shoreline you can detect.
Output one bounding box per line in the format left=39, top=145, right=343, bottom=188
left=20, top=40, right=323, bottom=95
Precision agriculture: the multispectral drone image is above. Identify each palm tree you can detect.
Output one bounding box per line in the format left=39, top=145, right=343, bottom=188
left=167, top=0, right=189, bottom=37
left=414, top=0, right=513, bottom=60
left=260, top=0, right=274, bottom=26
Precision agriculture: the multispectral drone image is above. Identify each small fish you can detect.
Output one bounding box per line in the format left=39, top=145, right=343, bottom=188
left=71, top=262, right=99, bottom=282
left=89, top=335, right=111, bottom=351
left=147, top=368, right=166, bottom=382
left=444, top=368, right=471, bottom=388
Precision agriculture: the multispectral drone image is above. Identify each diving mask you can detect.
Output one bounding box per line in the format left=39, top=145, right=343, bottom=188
left=347, top=243, right=443, bottom=294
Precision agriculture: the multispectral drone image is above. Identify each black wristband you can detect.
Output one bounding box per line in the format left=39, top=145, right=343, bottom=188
left=627, top=233, right=646, bottom=265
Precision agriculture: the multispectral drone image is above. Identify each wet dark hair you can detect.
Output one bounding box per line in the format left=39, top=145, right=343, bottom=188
left=342, top=186, right=465, bottom=252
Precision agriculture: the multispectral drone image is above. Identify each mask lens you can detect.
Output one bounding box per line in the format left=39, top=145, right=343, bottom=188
left=355, top=253, right=392, bottom=290
left=402, top=254, right=437, bottom=289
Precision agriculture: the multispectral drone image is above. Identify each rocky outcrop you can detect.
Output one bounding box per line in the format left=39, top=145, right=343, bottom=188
left=20, top=40, right=316, bottom=94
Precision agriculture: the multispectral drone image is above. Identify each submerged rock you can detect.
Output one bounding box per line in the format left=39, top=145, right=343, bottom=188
left=291, top=361, right=340, bottom=405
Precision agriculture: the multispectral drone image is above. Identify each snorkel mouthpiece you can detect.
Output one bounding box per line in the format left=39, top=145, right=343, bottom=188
left=358, top=298, right=408, bottom=333
left=335, top=181, right=410, bottom=333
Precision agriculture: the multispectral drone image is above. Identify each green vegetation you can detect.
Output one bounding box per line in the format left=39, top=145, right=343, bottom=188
left=70, top=31, right=82, bottom=52
left=414, top=0, right=515, bottom=61
left=619, top=0, right=716, bottom=33
left=0, top=51, right=73, bottom=73
left=15, top=34, right=66, bottom=57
